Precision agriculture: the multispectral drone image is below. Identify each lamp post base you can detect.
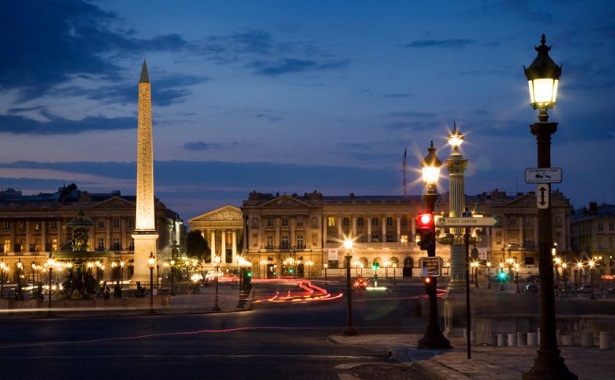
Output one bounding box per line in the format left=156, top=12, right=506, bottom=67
left=417, top=327, right=452, bottom=349
left=340, top=326, right=359, bottom=336
left=523, top=349, right=578, bottom=380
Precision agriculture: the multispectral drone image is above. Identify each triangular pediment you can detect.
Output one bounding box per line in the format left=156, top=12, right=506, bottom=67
left=91, top=196, right=134, bottom=209
left=260, top=195, right=312, bottom=209
left=189, top=205, right=243, bottom=222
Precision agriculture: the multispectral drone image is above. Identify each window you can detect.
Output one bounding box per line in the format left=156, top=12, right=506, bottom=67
left=328, top=217, right=336, bottom=227
left=296, top=217, right=303, bottom=227
left=51, top=220, right=57, bottom=229
left=281, top=236, right=289, bottom=249
left=97, top=238, right=105, bottom=251
left=386, top=217, right=393, bottom=226
left=266, top=236, right=274, bottom=249
left=128, top=218, right=135, bottom=228
left=297, top=235, right=304, bottom=249
left=98, top=221, right=105, bottom=229
left=128, top=239, right=134, bottom=251
left=3, top=240, right=10, bottom=253
left=267, top=218, right=274, bottom=227
left=112, top=238, right=121, bottom=251
left=282, top=218, right=288, bottom=227
left=342, top=217, right=349, bottom=227
left=371, top=233, right=380, bottom=242
left=357, top=217, right=364, bottom=227
left=386, top=234, right=395, bottom=242
left=371, top=217, right=378, bottom=226
left=51, top=238, right=58, bottom=251
left=113, top=218, right=120, bottom=228
left=4, top=221, right=10, bottom=230
left=610, top=223, right=614, bottom=231
left=598, top=223, right=604, bottom=231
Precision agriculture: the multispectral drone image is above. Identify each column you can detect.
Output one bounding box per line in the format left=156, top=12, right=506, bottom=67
left=210, top=230, right=216, bottom=258
left=221, top=231, right=226, bottom=263
left=232, top=230, right=237, bottom=260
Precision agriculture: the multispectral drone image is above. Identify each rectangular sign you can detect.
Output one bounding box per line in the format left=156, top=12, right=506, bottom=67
left=525, top=167, right=562, bottom=183
left=436, top=216, right=499, bottom=227
left=422, top=257, right=440, bottom=277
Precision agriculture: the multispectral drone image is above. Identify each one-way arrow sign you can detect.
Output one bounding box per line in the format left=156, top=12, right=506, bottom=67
left=537, top=184, right=550, bottom=209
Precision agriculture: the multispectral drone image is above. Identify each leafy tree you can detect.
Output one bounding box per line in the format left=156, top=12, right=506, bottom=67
left=186, top=230, right=209, bottom=260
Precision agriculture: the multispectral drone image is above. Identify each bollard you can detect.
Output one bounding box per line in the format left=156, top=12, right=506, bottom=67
left=527, top=332, right=538, bottom=346
left=517, top=332, right=527, bottom=346
left=561, top=335, right=574, bottom=346
left=497, top=333, right=507, bottom=347
left=508, top=333, right=517, bottom=347
left=581, top=332, right=594, bottom=348
left=599, top=331, right=613, bottom=349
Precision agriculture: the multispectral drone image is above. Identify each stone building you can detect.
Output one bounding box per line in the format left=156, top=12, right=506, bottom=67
left=571, top=202, right=615, bottom=275
left=188, top=205, right=244, bottom=267
left=0, top=184, right=180, bottom=284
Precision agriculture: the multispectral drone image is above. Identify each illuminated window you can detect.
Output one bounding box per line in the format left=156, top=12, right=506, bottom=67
left=328, top=217, right=335, bottom=227
left=51, top=239, right=58, bottom=251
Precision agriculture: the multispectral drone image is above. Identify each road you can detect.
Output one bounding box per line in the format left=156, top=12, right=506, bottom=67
left=0, top=281, right=429, bottom=380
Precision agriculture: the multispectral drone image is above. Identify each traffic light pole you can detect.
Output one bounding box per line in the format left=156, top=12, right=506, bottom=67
left=418, top=190, right=452, bottom=350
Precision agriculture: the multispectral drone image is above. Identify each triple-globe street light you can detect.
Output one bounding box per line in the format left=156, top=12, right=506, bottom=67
left=522, top=34, right=576, bottom=380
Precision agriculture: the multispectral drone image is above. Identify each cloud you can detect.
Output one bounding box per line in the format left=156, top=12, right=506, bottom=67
left=0, top=113, right=135, bottom=135
left=404, top=39, right=474, bottom=48
left=0, top=0, right=189, bottom=100
left=183, top=141, right=223, bottom=151
left=250, top=58, right=348, bottom=75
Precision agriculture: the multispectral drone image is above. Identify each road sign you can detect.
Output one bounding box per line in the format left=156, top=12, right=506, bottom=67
left=436, top=216, right=500, bottom=227
left=537, top=184, right=550, bottom=209
left=525, top=167, right=562, bottom=183
left=421, top=257, right=440, bottom=277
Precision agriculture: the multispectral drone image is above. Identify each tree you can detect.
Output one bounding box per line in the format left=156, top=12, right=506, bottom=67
left=186, top=230, right=209, bottom=260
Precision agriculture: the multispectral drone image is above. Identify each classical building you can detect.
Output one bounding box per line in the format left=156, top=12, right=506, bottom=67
left=236, top=189, right=572, bottom=279
left=188, top=205, right=244, bottom=267
left=571, top=202, right=615, bottom=275
left=0, top=184, right=180, bottom=284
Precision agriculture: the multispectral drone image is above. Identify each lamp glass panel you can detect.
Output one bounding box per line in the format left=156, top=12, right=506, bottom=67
left=422, top=166, right=440, bottom=184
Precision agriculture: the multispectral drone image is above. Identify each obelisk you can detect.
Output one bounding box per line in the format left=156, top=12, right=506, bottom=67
left=132, top=61, right=158, bottom=284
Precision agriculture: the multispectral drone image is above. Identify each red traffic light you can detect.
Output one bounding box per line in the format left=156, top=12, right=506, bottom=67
left=417, top=212, right=433, bottom=227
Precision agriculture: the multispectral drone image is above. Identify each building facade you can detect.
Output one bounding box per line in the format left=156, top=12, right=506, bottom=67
left=237, top=189, right=572, bottom=279
left=571, top=202, right=615, bottom=275
left=188, top=205, right=244, bottom=266
left=0, top=184, right=180, bottom=284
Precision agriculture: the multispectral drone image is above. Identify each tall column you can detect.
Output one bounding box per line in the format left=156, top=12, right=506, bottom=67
left=221, top=231, right=226, bottom=263
left=210, top=230, right=216, bottom=258
left=132, top=61, right=159, bottom=284
left=232, top=231, right=237, bottom=260
left=445, top=125, right=468, bottom=288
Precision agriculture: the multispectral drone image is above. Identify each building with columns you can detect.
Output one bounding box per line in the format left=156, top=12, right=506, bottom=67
left=0, top=184, right=180, bottom=284
left=188, top=205, right=244, bottom=267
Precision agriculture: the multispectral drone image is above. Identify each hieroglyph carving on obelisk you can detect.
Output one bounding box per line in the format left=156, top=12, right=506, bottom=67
left=132, top=61, right=159, bottom=284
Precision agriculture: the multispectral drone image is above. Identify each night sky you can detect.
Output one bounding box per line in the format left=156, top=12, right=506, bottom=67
left=1, top=0, right=614, bottom=222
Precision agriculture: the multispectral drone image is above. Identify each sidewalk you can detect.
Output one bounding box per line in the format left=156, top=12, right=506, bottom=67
left=331, top=334, right=612, bottom=380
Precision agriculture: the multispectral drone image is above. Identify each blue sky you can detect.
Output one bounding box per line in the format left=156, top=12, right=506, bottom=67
left=1, top=0, right=614, bottom=222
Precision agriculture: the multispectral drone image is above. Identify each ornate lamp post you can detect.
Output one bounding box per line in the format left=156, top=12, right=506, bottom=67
left=417, top=142, right=452, bottom=350
left=324, top=263, right=328, bottom=282
left=0, top=259, right=7, bottom=298
left=486, top=261, right=492, bottom=289
left=148, top=252, right=155, bottom=313
left=212, top=256, right=221, bottom=312
left=522, top=34, right=576, bottom=380
left=341, top=238, right=358, bottom=336
left=46, top=253, right=55, bottom=316
left=588, top=259, right=596, bottom=300
left=170, top=259, right=176, bottom=296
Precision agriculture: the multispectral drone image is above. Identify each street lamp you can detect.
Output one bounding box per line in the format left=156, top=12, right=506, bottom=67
left=514, top=262, right=520, bottom=293
left=324, top=263, right=328, bottom=282
left=170, top=259, right=176, bottom=296
left=417, top=142, right=452, bottom=350
left=392, top=263, right=397, bottom=285
left=212, top=255, right=221, bottom=312
left=341, top=238, right=358, bottom=336
left=148, top=252, right=155, bottom=313
left=470, top=261, right=479, bottom=287
left=588, top=259, right=596, bottom=300
left=46, top=253, right=55, bottom=316
left=522, top=35, right=576, bottom=380
left=0, top=260, right=8, bottom=298
left=486, top=261, right=492, bottom=289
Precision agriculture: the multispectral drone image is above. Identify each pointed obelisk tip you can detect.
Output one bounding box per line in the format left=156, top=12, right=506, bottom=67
left=140, top=60, right=150, bottom=83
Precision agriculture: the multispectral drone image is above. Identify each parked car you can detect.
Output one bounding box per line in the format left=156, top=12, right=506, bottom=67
left=578, top=284, right=593, bottom=293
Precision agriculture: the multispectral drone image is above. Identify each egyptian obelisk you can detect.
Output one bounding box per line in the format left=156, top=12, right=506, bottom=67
left=132, top=60, right=158, bottom=284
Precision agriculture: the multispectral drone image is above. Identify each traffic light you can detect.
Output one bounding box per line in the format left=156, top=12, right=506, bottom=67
left=372, top=262, right=380, bottom=270
left=497, top=270, right=508, bottom=282
left=415, top=212, right=435, bottom=251
left=424, top=276, right=436, bottom=295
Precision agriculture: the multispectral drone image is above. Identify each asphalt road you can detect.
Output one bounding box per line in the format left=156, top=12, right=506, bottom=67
left=0, top=282, right=429, bottom=380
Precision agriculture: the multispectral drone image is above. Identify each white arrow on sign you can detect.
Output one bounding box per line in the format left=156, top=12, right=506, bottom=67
left=437, top=217, right=499, bottom=227
left=537, top=184, right=550, bottom=209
